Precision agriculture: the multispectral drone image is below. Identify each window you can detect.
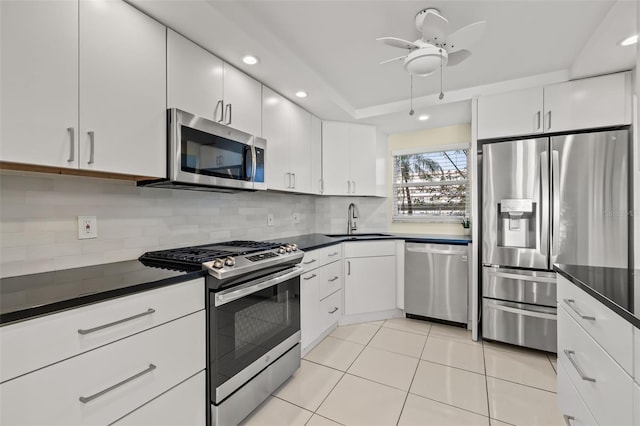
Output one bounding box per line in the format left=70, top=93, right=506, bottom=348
left=392, top=145, right=469, bottom=222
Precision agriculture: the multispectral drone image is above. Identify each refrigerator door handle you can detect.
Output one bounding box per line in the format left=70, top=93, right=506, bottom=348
left=540, top=151, right=549, bottom=257
left=551, top=150, right=560, bottom=263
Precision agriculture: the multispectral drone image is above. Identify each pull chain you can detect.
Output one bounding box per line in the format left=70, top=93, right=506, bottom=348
left=439, top=49, right=444, bottom=100
left=409, top=73, right=415, bottom=116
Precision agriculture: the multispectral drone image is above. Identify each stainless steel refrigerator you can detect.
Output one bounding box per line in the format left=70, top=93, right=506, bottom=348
left=480, top=128, right=630, bottom=352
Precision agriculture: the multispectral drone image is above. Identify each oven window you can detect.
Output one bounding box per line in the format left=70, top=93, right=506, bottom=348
left=181, top=125, right=251, bottom=181
left=211, top=277, right=300, bottom=391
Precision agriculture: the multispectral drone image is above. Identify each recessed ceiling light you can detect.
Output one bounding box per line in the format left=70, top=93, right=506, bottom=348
left=242, top=55, right=259, bottom=65
left=295, top=91, right=308, bottom=98
left=618, top=34, right=638, bottom=47
left=418, top=114, right=430, bottom=121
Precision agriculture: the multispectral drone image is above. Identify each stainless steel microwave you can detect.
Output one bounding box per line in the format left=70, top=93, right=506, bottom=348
left=138, top=109, right=265, bottom=192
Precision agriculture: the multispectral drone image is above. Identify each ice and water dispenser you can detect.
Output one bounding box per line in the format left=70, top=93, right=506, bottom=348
left=497, top=199, right=536, bottom=248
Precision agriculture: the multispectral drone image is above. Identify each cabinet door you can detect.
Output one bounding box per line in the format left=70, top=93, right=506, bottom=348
left=79, top=0, right=166, bottom=177
left=310, top=115, right=323, bottom=194
left=349, top=124, right=377, bottom=196
left=289, top=104, right=311, bottom=193
left=262, top=87, right=291, bottom=191
left=0, top=0, right=79, bottom=168
left=222, top=64, right=262, bottom=136
left=300, top=269, right=321, bottom=351
left=344, top=256, right=396, bottom=315
left=322, top=121, right=351, bottom=195
left=477, top=88, right=543, bottom=139
left=167, top=29, right=224, bottom=122
left=544, top=73, right=631, bottom=133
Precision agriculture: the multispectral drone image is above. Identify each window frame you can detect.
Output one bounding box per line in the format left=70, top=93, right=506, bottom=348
left=391, top=143, right=470, bottom=223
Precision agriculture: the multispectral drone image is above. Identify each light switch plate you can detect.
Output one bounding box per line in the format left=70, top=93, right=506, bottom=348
left=78, top=216, right=98, bottom=239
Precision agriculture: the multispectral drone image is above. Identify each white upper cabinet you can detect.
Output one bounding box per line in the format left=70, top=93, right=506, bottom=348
left=310, top=115, right=323, bottom=194
left=167, top=29, right=224, bottom=122
left=222, top=64, right=262, bottom=136
left=477, top=88, right=543, bottom=139
left=79, top=0, right=166, bottom=177
left=0, top=0, right=166, bottom=177
left=262, top=86, right=313, bottom=193
left=544, top=72, right=631, bottom=134
left=477, top=72, right=631, bottom=140
left=167, top=30, right=261, bottom=136
left=322, top=121, right=377, bottom=196
left=1, top=0, right=79, bottom=169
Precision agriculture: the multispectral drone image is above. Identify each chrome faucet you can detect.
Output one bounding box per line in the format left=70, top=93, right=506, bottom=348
left=347, top=202, right=359, bottom=235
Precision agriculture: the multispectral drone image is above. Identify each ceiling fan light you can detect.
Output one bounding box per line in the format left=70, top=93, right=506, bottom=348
left=404, top=46, right=448, bottom=76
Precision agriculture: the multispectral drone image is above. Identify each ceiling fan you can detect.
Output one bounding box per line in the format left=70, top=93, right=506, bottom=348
left=377, top=8, right=486, bottom=105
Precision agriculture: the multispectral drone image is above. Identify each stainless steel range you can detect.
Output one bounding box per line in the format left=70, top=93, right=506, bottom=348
left=140, top=240, right=304, bottom=426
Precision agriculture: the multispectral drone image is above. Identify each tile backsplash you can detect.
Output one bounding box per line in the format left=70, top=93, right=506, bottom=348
left=0, top=172, right=388, bottom=277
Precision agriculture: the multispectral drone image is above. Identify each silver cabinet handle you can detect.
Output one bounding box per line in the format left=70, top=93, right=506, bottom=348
left=347, top=180, right=351, bottom=194
left=328, top=307, right=339, bottom=314
left=291, top=173, right=296, bottom=189
left=328, top=276, right=339, bottom=282
left=347, top=260, right=351, bottom=275
left=303, top=258, right=317, bottom=265
left=303, top=273, right=317, bottom=280
left=547, top=110, right=552, bottom=130
left=564, top=350, right=596, bottom=382
left=563, top=415, right=575, bottom=426
left=536, top=111, right=541, bottom=131
left=225, top=103, right=232, bottom=125
left=67, top=127, right=75, bottom=162
left=563, top=299, right=596, bottom=320
left=87, top=131, right=95, bottom=164
left=352, top=180, right=356, bottom=194
left=328, top=252, right=339, bottom=257
left=78, top=308, right=155, bottom=335
left=320, top=179, right=324, bottom=194
left=79, top=363, right=156, bottom=403
left=285, top=172, right=291, bottom=188
left=215, top=100, right=224, bottom=122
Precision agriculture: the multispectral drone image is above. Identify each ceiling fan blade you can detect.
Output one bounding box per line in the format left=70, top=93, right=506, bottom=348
left=380, top=55, right=407, bottom=65
left=446, top=49, right=472, bottom=66
left=444, top=21, right=487, bottom=52
left=421, top=10, right=449, bottom=42
left=376, top=37, right=419, bottom=50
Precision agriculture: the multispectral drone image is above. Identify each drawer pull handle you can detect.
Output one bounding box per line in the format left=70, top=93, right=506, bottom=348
left=563, top=299, right=596, bottom=320
left=563, top=415, right=575, bottom=426
left=328, top=252, right=339, bottom=257
left=79, top=363, right=156, bottom=403
left=303, top=259, right=317, bottom=265
left=329, top=307, right=339, bottom=314
left=328, top=276, right=339, bottom=282
left=564, top=350, right=596, bottom=383
left=77, top=308, right=155, bottom=335
left=303, top=274, right=317, bottom=280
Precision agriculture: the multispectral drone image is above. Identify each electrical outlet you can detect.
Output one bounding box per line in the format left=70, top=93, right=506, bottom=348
left=292, top=213, right=301, bottom=224
left=267, top=214, right=274, bottom=226
left=78, top=216, right=98, bottom=239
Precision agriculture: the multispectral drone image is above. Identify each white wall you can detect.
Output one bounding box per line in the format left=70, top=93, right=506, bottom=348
left=0, top=171, right=387, bottom=278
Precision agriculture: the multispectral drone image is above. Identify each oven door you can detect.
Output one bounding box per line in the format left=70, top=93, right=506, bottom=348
left=210, top=266, right=302, bottom=403
left=169, top=108, right=256, bottom=190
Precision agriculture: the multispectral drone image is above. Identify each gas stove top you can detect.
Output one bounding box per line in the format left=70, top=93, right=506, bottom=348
left=139, top=240, right=304, bottom=283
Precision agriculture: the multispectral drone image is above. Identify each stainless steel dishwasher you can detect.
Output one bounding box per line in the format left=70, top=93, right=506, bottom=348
left=404, top=243, right=469, bottom=325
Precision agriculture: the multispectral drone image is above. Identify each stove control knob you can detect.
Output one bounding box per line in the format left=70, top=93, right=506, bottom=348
left=224, top=257, right=235, bottom=267
left=212, top=259, right=224, bottom=269
left=285, top=245, right=292, bottom=252
left=278, top=246, right=286, bottom=254
left=290, top=244, right=298, bottom=252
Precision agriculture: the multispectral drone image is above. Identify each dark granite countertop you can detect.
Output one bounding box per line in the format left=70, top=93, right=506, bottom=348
left=0, top=260, right=204, bottom=326
left=278, top=233, right=471, bottom=251
left=554, top=264, right=639, bottom=328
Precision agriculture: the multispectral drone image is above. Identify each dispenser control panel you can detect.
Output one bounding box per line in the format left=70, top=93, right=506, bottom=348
left=500, top=199, right=533, bottom=214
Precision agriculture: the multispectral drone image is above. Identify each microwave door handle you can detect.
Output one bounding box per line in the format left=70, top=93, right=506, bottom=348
left=250, top=146, right=257, bottom=182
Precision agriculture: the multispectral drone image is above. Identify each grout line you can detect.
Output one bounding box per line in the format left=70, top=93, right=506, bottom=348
left=485, top=375, right=557, bottom=394
left=420, top=358, right=486, bottom=376
left=483, top=334, right=491, bottom=421
left=407, top=391, right=491, bottom=420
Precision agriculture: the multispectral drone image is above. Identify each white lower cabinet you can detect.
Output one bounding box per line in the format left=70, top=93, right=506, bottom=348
left=114, top=371, right=206, bottom=426
left=0, top=310, right=205, bottom=426
left=635, top=382, right=640, bottom=426
left=557, top=362, right=598, bottom=426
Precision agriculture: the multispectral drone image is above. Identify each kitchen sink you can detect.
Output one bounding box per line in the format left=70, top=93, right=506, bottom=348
left=325, top=233, right=391, bottom=238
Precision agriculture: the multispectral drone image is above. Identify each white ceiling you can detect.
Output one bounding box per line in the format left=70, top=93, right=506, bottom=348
left=129, top=0, right=637, bottom=134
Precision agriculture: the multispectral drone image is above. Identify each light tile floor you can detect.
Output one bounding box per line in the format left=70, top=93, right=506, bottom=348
left=240, top=317, right=563, bottom=426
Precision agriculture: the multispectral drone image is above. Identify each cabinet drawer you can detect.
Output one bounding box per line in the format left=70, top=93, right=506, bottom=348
left=344, top=241, right=396, bottom=258
left=321, top=290, right=342, bottom=330
left=114, top=371, right=205, bottom=426
left=557, top=276, right=633, bottom=374
left=319, top=261, right=342, bottom=300
left=557, top=361, right=598, bottom=426
left=319, top=245, right=342, bottom=265
left=558, top=307, right=633, bottom=426
left=0, top=278, right=204, bottom=383
left=0, top=310, right=205, bottom=426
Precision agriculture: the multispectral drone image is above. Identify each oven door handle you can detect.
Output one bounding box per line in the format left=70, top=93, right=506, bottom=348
left=214, top=266, right=304, bottom=306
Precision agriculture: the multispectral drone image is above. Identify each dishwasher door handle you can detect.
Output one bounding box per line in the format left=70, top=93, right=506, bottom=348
left=406, top=246, right=467, bottom=255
